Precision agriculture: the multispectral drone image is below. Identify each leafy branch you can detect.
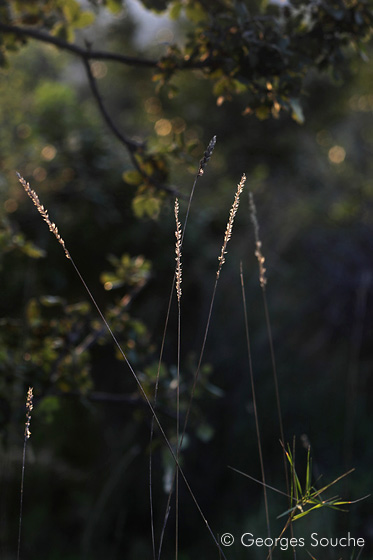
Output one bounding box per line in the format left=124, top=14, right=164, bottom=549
left=2, top=0, right=373, bottom=198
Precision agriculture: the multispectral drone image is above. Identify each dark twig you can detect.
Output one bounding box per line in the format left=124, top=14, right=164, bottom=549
left=82, top=55, right=143, bottom=153
left=0, top=23, right=211, bottom=71
left=0, top=23, right=158, bottom=67
left=4, top=24, right=185, bottom=198
left=82, top=55, right=184, bottom=198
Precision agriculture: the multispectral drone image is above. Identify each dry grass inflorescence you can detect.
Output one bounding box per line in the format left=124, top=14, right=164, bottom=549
left=14, top=139, right=362, bottom=560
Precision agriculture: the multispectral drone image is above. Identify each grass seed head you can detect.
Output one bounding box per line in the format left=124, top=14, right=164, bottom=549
left=174, top=198, right=182, bottom=301
left=17, top=173, right=70, bottom=259
left=25, top=387, right=33, bottom=439
left=249, top=192, right=267, bottom=289
left=217, top=173, right=246, bottom=277
left=198, top=135, right=217, bottom=176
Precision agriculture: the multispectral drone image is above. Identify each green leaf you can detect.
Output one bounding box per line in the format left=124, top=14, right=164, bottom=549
left=106, top=0, right=123, bottom=14
left=36, top=395, right=61, bottom=424
left=196, top=423, right=214, bottom=442
left=185, top=2, right=207, bottom=23
left=132, top=193, right=162, bottom=219
left=21, top=241, right=46, bottom=259
left=204, top=381, right=224, bottom=397
left=289, top=98, right=305, bottom=124
left=255, top=105, right=271, bottom=120
left=122, top=170, right=143, bottom=186
left=73, top=11, right=95, bottom=29
left=61, top=0, right=81, bottom=23
left=100, top=271, right=124, bottom=289
left=40, top=296, right=65, bottom=307
left=169, top=1, right=183, bottom=20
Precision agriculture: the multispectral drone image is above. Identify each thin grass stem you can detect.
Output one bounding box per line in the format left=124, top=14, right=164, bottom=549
left=17, top=387, right=33, bottom=560
left=149, top=137, right=216, bottom=560
left=18, top=173, right=227, bottom=560
left=239, top=262, right=271, bottom=558
left=174, top=198, right=183, bottom=560
left=158, top=174, right=246, bottom=555
left=249, top=192, right=288, bottom=488
left=249, top=192, right=297, bottom=557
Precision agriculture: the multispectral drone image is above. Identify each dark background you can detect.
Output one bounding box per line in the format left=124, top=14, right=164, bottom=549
left=1, top=1, right=373, bottom=559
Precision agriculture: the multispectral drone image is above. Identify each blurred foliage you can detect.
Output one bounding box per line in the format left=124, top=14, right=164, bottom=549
left=1, top=0, right=373, bottom=559
left=1, top=0, right=373, bottom=197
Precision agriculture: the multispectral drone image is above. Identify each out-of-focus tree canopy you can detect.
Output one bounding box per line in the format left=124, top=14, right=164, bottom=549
left=1, top=0, right=373, bottom=202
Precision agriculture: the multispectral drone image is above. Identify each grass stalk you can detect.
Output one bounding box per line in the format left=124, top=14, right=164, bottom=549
left=239, top=262, right=271, bottom=558
left=344, top=271, right=370, bottom=477
left=174, top=198, right=183, bottom=560
left=249, top=193, right=288, bottom=489
left=249, top=192, right=296, bottom=557
left=17, top=173, right=227, bottom=560
left=157, top=174, right=246, bottom=556
left=181, top=173, right=246, bottom=443
left=17, top=387, right=33, bottom=560
left=149, top=136, right=216, bottom=560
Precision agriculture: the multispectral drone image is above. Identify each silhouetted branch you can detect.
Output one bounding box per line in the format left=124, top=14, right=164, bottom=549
left=1, top=23, right=186, bottom=198
left=82, top=55, right=143, bottom=154
left=0, top=23, right=158, bottom=67
left=82, top=56, right=184, bottom=197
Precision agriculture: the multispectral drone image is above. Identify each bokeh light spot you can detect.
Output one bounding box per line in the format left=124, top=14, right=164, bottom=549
left=156, top=28, right=174, bottom=43
left=33, top=167, right=47, bottom=181
left=154, top=118, right=172, bottom=136
left=91, top=61, right=107, bottom=79
left=41, top=145, right=57, bottom=161
left=4, top=199, right=18, bottom=213
left=328, top=145, right=346, bottom=164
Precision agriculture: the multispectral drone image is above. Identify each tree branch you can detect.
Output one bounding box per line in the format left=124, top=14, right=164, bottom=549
left=82, top=54, right=143, bottom=154
left=0, top=22, right=158, bottom=67
left=82, top=55, right=185, bottom=198
left=0, top=22, right=186, bottom=198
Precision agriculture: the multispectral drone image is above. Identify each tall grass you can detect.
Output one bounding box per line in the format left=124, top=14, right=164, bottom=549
left=15, top=142, right=367, bottom=560
left=17, top=155, right=244, bottom=559
left=17, top=387, right=33, bottom=560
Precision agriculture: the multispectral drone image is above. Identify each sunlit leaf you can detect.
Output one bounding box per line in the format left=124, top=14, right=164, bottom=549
left=73, top=11, right=96, bottom=29
left=169, top=1, right=183, bottom=20
left=132, top=193, right=162, bottom=219
left=122, top=170, right=143, bottom=186
left=106, top=0, right=123, bottom=14
left=289, top=98, right=305, bottom=124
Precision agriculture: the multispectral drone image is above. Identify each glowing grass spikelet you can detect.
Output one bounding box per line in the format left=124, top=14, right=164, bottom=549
left=217, top=173, right=246, bottom=278
left=174, top=198, right=182, bottom=302
left=17, top=387, right=34, bottom=560
left=25, top=387, right=33, bottom=439
left=17, top=173, right=70, bottom=259
left=249, top=192, right=267, bottom=289
left=18, top=174, right=227, bottom=559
